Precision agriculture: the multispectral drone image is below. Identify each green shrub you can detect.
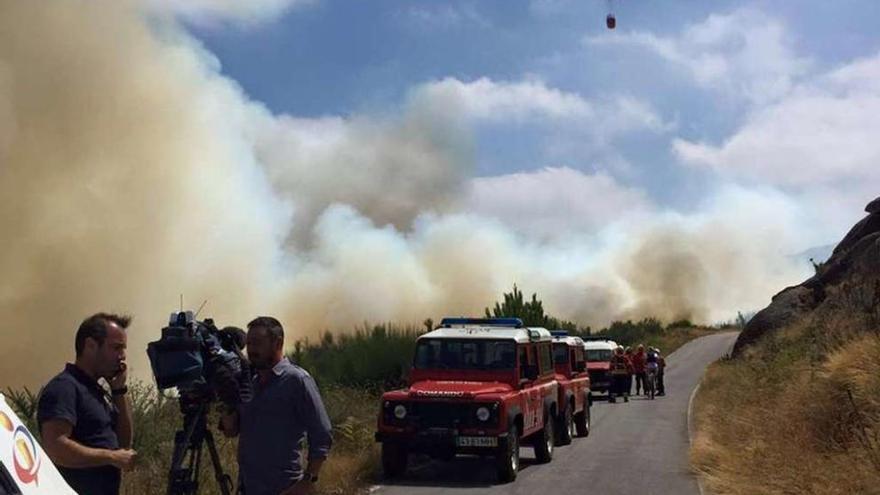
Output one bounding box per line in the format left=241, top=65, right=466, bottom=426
left=290, top=323, right=422, bottom=389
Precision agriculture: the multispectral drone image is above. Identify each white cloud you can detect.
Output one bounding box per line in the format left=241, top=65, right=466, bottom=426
left=586, top=8, right=812, bottom=105
left=674, top=52, right=880, bottom=189
left=673, top=50, right=880, bottom=231
left=466, top=167, right=651, bottom=239
left=409, top=77, right=670, bottom=140
left=143, top=0, right=314, bottom=25
left=411, top=77, right=593, bottom=122
left=250, top=77, right=668, bottom=244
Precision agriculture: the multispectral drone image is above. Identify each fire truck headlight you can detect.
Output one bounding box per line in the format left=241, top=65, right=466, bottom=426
left=476, top=406, right=491, bottom=422
left=393, top=404, right=407, bottom=420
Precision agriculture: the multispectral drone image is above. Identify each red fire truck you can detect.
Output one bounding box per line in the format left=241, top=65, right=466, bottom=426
left=375, top=318, right=559, bottom=483
left=550, top=332, right=592, bottom=445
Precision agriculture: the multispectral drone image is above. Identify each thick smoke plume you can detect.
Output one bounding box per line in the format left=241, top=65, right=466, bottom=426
left=0, top=1, right=811, bottom=386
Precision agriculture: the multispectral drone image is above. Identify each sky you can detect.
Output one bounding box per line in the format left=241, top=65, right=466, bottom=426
left=186, top=0, right=880, bottom=216
left=2, top=0, right=879, bottom=383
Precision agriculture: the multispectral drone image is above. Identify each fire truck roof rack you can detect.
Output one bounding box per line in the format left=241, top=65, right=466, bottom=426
left=439, top=317, right=524, bottom=328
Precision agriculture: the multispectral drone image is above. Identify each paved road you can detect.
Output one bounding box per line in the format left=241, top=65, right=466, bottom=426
left=375, top=332, right=739, bottom=495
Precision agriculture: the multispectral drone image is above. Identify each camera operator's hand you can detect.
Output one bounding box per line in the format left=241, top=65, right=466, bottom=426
left=107, top=448, right=138, bottom=471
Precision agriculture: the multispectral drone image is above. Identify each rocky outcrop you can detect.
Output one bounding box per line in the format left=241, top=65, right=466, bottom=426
left=732, top=195, right=880, bottom=356
left=733, top=286, right=816, bottom=354
left=832, top=204, right=880, bottom=257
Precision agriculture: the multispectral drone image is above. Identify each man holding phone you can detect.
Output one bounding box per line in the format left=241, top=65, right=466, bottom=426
left=38, top=313, right=137, bottom=495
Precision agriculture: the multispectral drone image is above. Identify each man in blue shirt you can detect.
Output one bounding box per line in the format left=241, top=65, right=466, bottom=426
left=37, top=313, right=137, bottom=495
left=221, top=316, right=333, bottom=495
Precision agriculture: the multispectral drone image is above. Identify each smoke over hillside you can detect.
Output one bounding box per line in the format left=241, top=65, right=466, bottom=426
left=0, top=1, right=813, bottom=385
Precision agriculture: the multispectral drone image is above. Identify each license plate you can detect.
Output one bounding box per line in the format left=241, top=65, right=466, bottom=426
left=456, top=436, right=498, bottom=447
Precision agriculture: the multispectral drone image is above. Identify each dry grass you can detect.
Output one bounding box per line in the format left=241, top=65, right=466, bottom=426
left=691, top=278, right=880, bottom=495
left=114, top=384, right=379, bottom=495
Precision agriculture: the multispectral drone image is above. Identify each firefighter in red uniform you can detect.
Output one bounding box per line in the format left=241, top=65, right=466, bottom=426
left=609, top=346, right=631, bottom=403
left=631, top=345, right=647, bottom=396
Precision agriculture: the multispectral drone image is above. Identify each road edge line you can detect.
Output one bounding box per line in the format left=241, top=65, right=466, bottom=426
left=687, top=332, right=738, bottom=495
left=687, top=378, right=707, bottom=495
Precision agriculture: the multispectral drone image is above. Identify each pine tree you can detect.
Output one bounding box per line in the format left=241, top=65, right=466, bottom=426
left=485, top=284, right=549, bottom=327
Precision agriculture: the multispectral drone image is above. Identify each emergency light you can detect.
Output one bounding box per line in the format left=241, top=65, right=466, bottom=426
left=439, top=317, right=524, bottom=328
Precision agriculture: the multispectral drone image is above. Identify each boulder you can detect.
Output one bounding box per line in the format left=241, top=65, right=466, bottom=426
left=732, top=285, right=816, bottom=356
left=831, top=210, right=880, bottom=258
left=732, top=215, right=880, bottom=356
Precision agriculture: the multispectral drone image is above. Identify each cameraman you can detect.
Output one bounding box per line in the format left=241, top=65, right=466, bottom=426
left=221, top=317, right=332, bottom=495
left=37, top=313, right=137, bottom=495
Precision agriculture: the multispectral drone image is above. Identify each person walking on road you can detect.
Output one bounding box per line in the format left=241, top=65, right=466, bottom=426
left=624, top=347, right=635, bottom=396
left=609, top=346, right=631, bottom=403
left=631, top=345, right=647, bottom=396
left=656, top=348, right=667, bottom=396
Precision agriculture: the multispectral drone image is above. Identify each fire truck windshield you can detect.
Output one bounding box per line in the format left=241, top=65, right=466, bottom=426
left=586, top=349, right=614, bottom=362
left=553, top=343, right=569, bottom=364
left=414, top=339, right=516, bottom=370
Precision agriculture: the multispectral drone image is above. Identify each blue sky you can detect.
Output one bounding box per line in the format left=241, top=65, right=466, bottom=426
left=183, top=0, right=880, bottom=223
left=191, top=0, right=878, bottom=116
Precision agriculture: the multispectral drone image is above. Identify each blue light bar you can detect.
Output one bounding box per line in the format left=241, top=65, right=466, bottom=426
left=550, top=330, right=569, bottom=337
left=439, top=317, right=524, bottom=328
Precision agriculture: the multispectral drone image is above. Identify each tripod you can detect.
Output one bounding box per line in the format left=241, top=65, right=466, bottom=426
left=167, top=399, right=234, bottom=495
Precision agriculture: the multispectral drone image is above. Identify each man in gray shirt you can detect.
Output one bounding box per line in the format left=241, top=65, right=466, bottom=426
left=221, top=316, right=332, bottom=495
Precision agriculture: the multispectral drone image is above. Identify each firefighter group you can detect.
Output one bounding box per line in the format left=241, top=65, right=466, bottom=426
left=608, top=344, right=665, bottom=403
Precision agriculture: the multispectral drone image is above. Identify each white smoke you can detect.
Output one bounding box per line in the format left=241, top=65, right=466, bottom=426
left=0, top=1, right=817, bottom=386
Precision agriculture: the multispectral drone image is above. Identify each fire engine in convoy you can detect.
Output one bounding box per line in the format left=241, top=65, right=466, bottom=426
left=375, top=318, right=559, bottom=483
left=550, top=332, right=592, bottom=445
left=583, top=338, right=618, bottom=398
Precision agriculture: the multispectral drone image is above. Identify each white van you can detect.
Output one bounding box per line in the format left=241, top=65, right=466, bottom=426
left=582, top=338, right=619, bottom=396
left=0, top=394, right=76, bottom=494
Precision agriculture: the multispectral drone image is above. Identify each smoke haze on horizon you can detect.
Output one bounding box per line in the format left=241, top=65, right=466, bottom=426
left=0, top=1, right=863, bottom=386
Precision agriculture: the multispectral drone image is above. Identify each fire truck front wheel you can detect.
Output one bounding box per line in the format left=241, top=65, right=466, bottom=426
left=533, top=410, right=555, bottom=463
left=495, top=423, right=519, bottom=483
left=575, top=401, right=591, bottom=437
left=556, top=402, right=574, bottom=446
left=381, top=442, right=409, bottom=478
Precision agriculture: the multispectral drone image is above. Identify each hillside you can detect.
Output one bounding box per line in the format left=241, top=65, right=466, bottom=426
left=692, top=195, right=880, bottom=494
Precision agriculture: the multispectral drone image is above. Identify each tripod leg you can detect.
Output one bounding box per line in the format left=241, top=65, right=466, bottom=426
left=204, top=429, right=234, bottom=495
left=167, top=406, right=206, bottom=495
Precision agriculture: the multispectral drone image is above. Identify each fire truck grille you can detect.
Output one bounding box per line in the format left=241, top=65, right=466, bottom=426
left=412, top=402, right=488, bottom=428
